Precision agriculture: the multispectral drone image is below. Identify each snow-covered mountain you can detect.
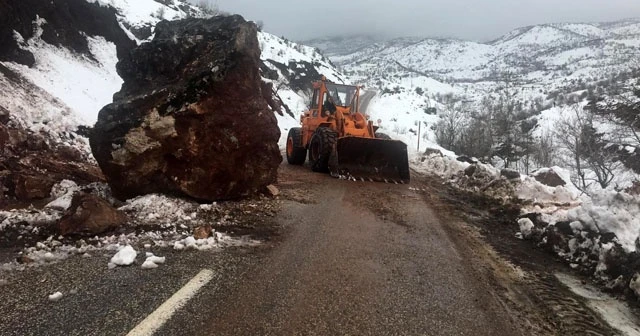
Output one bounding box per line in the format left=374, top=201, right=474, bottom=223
left=306, top=20, right=640, bottom=175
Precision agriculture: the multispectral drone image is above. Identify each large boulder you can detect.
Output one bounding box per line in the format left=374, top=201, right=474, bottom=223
left=90, top=16, right=281, bottom=201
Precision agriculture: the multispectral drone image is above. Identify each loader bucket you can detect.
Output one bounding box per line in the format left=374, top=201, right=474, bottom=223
left=330, top=137, right=410, bottom=183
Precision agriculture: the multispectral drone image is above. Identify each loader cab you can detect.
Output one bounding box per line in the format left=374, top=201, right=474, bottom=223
left=308, top=80, right=360, bottom=118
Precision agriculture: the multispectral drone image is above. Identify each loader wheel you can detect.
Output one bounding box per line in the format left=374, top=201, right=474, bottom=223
left=286, top=127, right=306, bottom=165
left=309, top=127, right=337, bottom=173
left=375, top=132, right=392, bottom=140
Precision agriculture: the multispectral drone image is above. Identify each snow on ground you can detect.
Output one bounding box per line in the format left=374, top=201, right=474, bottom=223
left=0, top=187, right=261, bottom=271
left=48, top=292, right=63, bottom=302
left=556, top=273, right=640, bottom=336
left=88, top=0, right=207, bottom=43
left=2, top=18, right=122, bottom=126
left=109, top=245, right=137, bottom=266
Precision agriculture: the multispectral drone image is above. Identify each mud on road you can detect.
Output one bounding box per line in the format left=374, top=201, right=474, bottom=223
left=409, top=170, right=620, bottom=336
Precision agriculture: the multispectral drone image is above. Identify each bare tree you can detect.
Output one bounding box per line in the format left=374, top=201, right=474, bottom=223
left=434, top=104, right=466, bottom=151
left=555, top=106, right=619, bottom=192
left=555, top=107, right=590, bottom=191
left=196, top=0, right=219, bottom=16
left=533, top=131, right=557, bottom=168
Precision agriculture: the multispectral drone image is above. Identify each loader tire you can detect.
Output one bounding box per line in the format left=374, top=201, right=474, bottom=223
left=286, top=127, right=306, bottom=165
left=375, top=132, right=391, bottom=140
left=309, top=127, right=337, bottom=173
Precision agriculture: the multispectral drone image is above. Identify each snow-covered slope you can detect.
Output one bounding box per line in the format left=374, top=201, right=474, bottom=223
left=0, top=0, right=345, bottom=151
left=306, top=19, right=640, bottom=164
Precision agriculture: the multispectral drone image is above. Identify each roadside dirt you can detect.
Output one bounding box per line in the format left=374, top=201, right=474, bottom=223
left=409, top=169, right=619, bottom=336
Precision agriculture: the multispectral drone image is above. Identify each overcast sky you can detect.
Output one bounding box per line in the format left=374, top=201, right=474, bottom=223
left=194, top=0, right=640, bottom=42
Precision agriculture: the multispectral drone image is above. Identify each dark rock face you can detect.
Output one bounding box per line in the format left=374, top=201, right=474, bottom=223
left=57, top=192, right=126, bottom=236
left=533, top=169, right=566, bottom=187
left=90, top=16, right=281, bottom=201
left=0, top=0, right=135, bottom=66
left=0, top=122, right=104, bottom=205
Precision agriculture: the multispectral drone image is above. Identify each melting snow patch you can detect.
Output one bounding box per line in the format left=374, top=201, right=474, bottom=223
left=518, top=218, right=535, bottom=239
left=556, top=273, right=640, bottom=336
left=141, top=254, right=165, bottom=269
left=48, top=292, right=63, bottom=302
left=110, top=245, right=137, bottom=266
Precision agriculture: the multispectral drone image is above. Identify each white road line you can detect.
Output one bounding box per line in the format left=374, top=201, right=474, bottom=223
left=126, top=269, right=215, bottom=336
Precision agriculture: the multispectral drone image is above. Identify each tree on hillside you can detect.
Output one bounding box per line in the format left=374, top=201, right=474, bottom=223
left=196, top=0, right=219, bottom=16
left=555, top=106, right=619, bottom=192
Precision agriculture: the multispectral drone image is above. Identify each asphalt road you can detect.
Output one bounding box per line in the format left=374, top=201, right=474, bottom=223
left=1, top=163, right=599, bottom=336
left=172, top=165, right=521, bottom=336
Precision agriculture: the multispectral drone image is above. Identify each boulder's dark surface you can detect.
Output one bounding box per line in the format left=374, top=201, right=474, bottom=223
left=57, top=192, right=126, bottom=236
left=90, top=16, right=282, bottom=201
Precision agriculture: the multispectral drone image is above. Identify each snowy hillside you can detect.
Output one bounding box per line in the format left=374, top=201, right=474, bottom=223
left=258, top=32, right=347, bottom=147
left=0, top=0, right=345, bottom=150
left=307, top=19, right=640, bottom=171
left=0, top=0, right=205, bottom=141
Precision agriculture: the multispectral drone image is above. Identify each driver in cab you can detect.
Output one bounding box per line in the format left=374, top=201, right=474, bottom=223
left=323, top=95, right=337, bottom=115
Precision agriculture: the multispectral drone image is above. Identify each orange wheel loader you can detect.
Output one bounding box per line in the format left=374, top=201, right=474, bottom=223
left=285, top=76, right=410, bottom=183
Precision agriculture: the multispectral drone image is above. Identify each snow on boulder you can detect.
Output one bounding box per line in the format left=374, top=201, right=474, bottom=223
left=57, top=192, right=126, bottom=235
left=90, top=15, right=281, bottom=201
left=110, top=245, right=137, bottom=266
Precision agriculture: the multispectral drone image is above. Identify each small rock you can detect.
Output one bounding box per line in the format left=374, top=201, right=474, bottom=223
left=57, top=192, right=127, bottom=236
left=266, top=184, right=280, bottom=196
left=107, top=262, right=117, bottom=269
left=533, top=169, right=566, bottom=187
left=13, top=174, right=56, bottom=201
left=463, top=165, right=477, bottom=177
left=173, top=242, right=185, bottom=250
left=48, top=292, right=63, bottom=302
left=144, top=244, right=152, bottom=249
left=500, top=169, right=521, bottom=180
left=193, top=225, right=212, bottom=239
left=16, top=255, right=34, bottom=264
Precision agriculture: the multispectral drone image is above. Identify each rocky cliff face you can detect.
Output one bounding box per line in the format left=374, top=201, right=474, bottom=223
left=90, top=15, right=282, bottom=201
left=0, top=0, right=134, bottom=66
